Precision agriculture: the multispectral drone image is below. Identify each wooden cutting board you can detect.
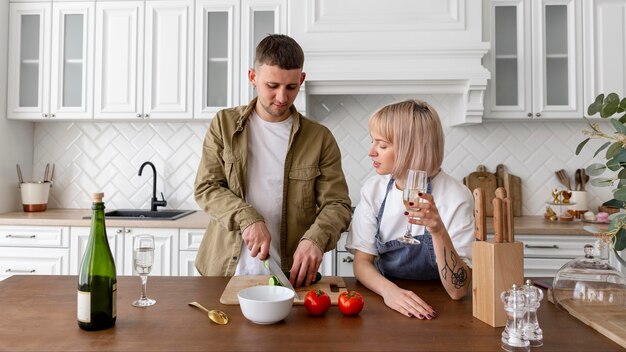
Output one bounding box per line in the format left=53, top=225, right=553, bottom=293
left=219, top=275, right=347, bottom=305
left=465, top=165, right=497, bottom=216
left=553, top=298, right=626, bottom=349
left=495, top=164, right=522, bottom=217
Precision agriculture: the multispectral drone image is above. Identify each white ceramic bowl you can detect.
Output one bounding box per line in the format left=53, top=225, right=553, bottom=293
left=237, top=285, right=295, bottom=324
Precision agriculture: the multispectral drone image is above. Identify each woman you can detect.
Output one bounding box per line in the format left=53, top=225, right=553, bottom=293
left=346, top=99, right=474, bottom=319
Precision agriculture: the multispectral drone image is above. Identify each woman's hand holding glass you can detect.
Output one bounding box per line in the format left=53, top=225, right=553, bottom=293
left=400, top=169, right=427, bottom=244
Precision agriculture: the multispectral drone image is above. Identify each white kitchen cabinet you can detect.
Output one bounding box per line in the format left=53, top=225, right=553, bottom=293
left=69, top=226, right=125, bottom=275
left=518, top=234, right=606, bottom=277
left=334, top=232, right=354, bottom=277
left=194, top=0, right=286, bottom=119
left=7, top=1, right=94, bottom=120
left=239, top=0, right=287, bottom=104
left=484, top=0, right=583, bottom=119
left=123, top=228, right=179, bottom=276
left=178, top=228, right=203, bottom=276
left=583, top=0, right=626, bottom=113
left=94, top=0, right=193, bottom=120
left=0, top=225, right=70, bottom=277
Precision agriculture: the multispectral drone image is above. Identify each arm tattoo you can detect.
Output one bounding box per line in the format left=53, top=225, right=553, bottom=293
left=440, top=248, right=468, bottom=289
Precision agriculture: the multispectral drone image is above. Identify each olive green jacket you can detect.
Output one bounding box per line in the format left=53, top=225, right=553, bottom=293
left=194, top=98, right=352, bottom=276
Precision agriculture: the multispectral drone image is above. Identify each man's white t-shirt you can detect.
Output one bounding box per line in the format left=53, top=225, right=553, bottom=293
left=345, top=171, right=474, bottom=266
left=234, top=111, right=293, bottom=275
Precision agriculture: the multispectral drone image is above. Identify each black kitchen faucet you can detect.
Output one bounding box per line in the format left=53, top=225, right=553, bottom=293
left=138, top=161, right=167, bottom=211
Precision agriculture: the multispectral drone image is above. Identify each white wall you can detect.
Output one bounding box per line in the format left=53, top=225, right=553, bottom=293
left=34, top=94, right=613, bottom=216
left=0, top=0, right=34, bottom=212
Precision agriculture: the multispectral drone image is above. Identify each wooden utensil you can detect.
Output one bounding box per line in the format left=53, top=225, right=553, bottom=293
left=574, top=169, right=582, bottom=191
left=555, top=169, right=571, bottom=190
left=504, top=198, right=514, bottom=242
left=581, top=169, right=588, bottom=191
left=473, top=188, right=486, bottom=241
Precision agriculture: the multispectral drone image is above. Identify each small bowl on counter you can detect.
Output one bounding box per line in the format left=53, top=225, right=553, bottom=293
left=237, top=285, right=295, bottom=324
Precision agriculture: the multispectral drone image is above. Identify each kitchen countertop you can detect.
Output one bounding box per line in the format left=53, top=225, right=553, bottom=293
left=0, top=275, right=621, bottom=351
left=0, top=208, right=211, bottom=229
left=0, top=209, right=608, bottom=235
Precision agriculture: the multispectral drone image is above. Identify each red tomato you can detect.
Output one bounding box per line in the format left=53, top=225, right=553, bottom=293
left=304, top=289, right=331, bottom=316
left=338, top=290, right=364, bottom=316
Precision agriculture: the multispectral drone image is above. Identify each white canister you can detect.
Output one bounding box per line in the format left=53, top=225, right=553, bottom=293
left=20, top=182, right=51, bottom=212
left=568, top=191, right=588, bottom=211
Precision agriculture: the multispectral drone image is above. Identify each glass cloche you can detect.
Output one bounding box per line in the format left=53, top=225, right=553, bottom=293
left=552, top=244, right=626, bottom=309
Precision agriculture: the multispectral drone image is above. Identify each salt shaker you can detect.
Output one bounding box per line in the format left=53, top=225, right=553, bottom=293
left=501, top=284, right=530, bottom=352
left=522, top=279, right=543, bottom=347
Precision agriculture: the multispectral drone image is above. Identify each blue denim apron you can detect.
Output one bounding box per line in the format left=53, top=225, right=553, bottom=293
left=374, top=178, right=439, bottom=280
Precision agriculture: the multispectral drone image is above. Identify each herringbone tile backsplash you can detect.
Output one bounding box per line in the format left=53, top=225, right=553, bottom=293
left=34, top=94, right=613, bottom=215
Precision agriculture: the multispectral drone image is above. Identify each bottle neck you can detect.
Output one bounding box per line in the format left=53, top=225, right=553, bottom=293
left=91, top=202, right=106, bottom=234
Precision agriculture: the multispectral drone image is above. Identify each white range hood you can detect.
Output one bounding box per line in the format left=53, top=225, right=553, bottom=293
left=290, top=0, right=490, bottom=126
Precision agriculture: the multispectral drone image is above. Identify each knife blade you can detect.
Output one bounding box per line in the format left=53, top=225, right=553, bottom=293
left=473, top=188, right=486, bottom=241
left=264, top=256, right=296, bottom=292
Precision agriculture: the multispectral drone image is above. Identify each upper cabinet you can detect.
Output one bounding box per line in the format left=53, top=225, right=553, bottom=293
left=7, top=1, right=95, bottom=120
left=94, top=0, right=194, bottom=120
left=583, top=0, right=626, bottom=114
left=193, top=0, right=286, bottom=119
left=484, top=0, right=583, bottom=119
left=7, top=0, right=285, bottom=121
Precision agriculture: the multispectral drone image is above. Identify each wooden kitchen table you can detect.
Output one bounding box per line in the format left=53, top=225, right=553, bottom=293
left=0, top=276, right=621, bottom=351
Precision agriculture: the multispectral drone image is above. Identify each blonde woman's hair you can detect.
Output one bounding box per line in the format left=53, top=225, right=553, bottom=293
left=368, top=99, right=444, bottom=181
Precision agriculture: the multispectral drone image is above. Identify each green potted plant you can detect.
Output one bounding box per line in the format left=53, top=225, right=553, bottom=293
left=577, top=93, right=626, bottom=266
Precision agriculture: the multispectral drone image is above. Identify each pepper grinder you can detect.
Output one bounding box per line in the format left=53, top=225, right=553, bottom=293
left=522, top=279, right=544, bottom=347
left=500, top=284, right=530, bottom=352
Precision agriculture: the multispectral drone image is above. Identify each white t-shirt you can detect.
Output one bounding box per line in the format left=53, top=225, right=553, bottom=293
left=234, top=112, right=293, bottom=275
left=346, top=171, right=474, bottom=266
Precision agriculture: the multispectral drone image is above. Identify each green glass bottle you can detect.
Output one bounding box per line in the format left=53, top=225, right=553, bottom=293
left=77, top=192, right=117, bottom=331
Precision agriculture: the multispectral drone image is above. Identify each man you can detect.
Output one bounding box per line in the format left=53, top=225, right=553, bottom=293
left=194, top=34, right=352, bottom=287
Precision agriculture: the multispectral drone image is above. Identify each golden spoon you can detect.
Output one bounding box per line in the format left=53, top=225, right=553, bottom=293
left=188, top=301, right=229, bottom=325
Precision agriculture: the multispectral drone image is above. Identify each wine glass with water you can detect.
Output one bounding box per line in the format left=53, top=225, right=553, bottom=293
left=399, top=169, right=428, bottom=245
left=132, top=234, right=156, bottom=307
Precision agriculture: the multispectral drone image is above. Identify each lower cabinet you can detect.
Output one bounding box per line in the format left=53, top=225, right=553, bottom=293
left=178, top=228, right=204, bottom=276
left=332, top=232, right=603, bottom=278
left=70, top=226, right=125, bottom=275
left=518, top=234, right=606, bottom=277
left=334, top=232, right=354, bottom=277
left=0, top=226, right=70, bottom=278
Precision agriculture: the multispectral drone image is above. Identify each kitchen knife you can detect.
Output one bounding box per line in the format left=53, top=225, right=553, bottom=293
left=473, top=188, right=486, bottom=241
left=264, top=256, right=296, bottom=293
left=495, top=187, right=508, bottom=242
left=504, top=198, right=514, bottom=242
left=493, top=197, right=504, bottom=243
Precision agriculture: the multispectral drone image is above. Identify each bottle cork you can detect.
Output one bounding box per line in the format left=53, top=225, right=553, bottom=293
left=93, top=192, right=104, bottom=203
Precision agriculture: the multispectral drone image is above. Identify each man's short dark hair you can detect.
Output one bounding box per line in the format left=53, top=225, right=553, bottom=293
left=254, top=34, right=304, bottom=70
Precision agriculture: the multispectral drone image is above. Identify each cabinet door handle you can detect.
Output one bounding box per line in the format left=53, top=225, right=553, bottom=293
left=6, top=234, right=36, bottom=239
left=5, top=269, right=36, bottom=273
left=342, top=256, right=354, bottom=263
left=136, top=113, right=142, bottom=118
left=527, top=112, right=532, bottom=117
left=535, top=112, right=541, bottom=117
left=144, top=113, right=149, bottom=118
left=50, top=113, right=55, bottom=118
left=116, top=229, right=123, bottom=234
left=125, top=229, right=131, bottom=233
left=524, top=244, right=558, bottom=249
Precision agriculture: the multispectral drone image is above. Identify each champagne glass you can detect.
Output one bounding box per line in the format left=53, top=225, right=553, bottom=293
left=399, top=169, right=428, bottom=245
left=132, top=234, right=156, bottom=307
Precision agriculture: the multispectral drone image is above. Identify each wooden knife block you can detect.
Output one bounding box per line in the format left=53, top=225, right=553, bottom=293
left=472, top=240, right=524, bottom=327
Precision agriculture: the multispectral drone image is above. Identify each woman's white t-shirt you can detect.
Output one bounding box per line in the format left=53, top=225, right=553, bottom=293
left=346, top=171, right=475, bottom=266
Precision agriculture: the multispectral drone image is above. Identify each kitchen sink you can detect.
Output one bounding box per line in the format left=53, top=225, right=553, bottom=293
left=83, top=209, right=196, bottom=221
